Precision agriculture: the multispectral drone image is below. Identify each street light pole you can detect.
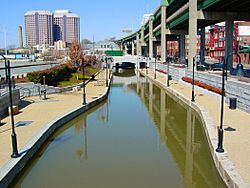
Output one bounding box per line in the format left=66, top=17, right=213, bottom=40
left=167, top=59, right=170, bottom=87
left=154, top=56, right=157, bottom=79
left=82, top=58, right=86, bottom=105
left=191, top=57, right=195, bottom=102
left=0, top=55, right=20, bottom=158
left=7, top=60, right=20, bottom=158
left=105, top=57, right=108, bottom=87
left=146, top=57, right=148, bottom=74
left=216, top=57, right=227, bottom=153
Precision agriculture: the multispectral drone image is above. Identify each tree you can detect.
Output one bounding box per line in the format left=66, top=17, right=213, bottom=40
left=69, top=40, right=83, bottom=66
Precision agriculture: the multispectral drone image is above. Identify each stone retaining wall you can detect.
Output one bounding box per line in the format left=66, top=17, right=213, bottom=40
left=0, top=90, right=20, bottom=117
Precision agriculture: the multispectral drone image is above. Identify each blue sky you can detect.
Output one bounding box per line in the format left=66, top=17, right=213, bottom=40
left=0, top=0, right=160, bottom=48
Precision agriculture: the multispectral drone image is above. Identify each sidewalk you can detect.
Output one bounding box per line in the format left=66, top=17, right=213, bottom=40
left=141, top=69, right=250, bottom=186
left=0, top=70, right=107, bottom=168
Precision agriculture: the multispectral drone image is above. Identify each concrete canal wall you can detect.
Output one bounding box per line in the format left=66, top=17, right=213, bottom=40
left=140, top=70, right=248, bottom=188
left=0, top=76, right=113, bottom=188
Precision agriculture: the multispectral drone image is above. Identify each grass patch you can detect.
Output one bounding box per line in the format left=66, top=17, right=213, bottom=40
left=57, top=73, right=91, bottom=87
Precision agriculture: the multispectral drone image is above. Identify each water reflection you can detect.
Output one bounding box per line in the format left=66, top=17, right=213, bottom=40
left=128, top=72, right=225, bottom=188
left=11, top=69, right=225, bottom=188
left=75, top=113, right=88, bottom=162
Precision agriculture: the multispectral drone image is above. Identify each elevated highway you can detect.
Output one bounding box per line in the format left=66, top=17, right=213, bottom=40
left=118, top=0, right=250, bottom=71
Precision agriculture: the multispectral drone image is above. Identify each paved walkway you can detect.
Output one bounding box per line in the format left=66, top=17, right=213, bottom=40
left=141, top=69, right=250, bottom=186
left=0, top=70, right=108, bottom=167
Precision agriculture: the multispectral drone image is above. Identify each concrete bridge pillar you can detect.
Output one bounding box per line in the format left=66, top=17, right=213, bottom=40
left=136, top=33, right=140, bottom=56
left=200, top=27, right=206, bottom=65
left=225, top=20, right=234, bottom=71
left=141, top=26, right=145, bottom=56
left=188, top=0, right=198, bottom=70
left=149, top=15, right=155, bottom=59
left=161, top=5, right=167, bottom=63
left=179, top=34, right=186, bottom=60
left=132, top=41, right=135, bottom=56
left=124, top=43, right=128, bottom=55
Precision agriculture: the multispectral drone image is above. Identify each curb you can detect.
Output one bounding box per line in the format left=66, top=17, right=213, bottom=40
left=139, top=70, right=249, bottom=188
left=0, top=74, right=113, bottom=188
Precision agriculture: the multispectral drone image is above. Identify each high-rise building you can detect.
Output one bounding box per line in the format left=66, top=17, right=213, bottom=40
left=24, top=10, right=53, bottom=47
left=53, top=10, right=80, bottom=45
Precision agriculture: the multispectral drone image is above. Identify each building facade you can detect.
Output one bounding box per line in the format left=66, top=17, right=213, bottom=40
left=24, top=10, right=54, bottom=47
left=209, top=22, right=250, bottom=64
left=53, top=10, right=80, bottom=45
left=25, top=10, right=80, bottom=48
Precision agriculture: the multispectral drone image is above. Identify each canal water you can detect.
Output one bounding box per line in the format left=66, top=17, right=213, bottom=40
left=11, top=70, right=226, bottom=188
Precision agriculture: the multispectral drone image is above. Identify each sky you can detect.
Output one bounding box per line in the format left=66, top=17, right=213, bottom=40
left=0, top=0, right=160, bottom=48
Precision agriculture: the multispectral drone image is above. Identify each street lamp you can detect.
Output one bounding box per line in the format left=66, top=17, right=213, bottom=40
left=216, top=52, right=233, bottom=153
left=81, top=58, right=87, bottom=105
left=154, top=56, right=157, bottom=79
left=73, top=59, right=86, bottom=105
left=105, top=57, right=108, bottom=87
left=0, top=55, right=20, bottom=158
left=191, top=57, right=196, bottom=102
left=167, top=58, right=171, bottom=87
left=146, top=57, right=149, bottom=74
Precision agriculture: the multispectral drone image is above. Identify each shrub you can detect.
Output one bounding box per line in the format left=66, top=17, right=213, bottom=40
left=27, top=64, right=74, bottom=86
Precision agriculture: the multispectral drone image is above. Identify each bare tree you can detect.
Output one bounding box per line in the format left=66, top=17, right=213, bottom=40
left=69, top=40, right=83, bottom=66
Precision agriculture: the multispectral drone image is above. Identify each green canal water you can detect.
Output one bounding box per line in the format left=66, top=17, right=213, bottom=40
left=11, top=70, right=226, bottom=188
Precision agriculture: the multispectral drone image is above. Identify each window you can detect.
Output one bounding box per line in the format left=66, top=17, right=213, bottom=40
left=214, top=33, right=218, bottom=39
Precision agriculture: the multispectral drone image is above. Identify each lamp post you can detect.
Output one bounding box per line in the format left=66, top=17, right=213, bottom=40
left=146, top=57, right=148, bottom=74
left=106, top=56, right=108, bottom=86
left=0, top=54, right=20, bottom=158
left=154, top=56, right=157, bottom=79
left=73, top=59, right=86, bottom=105
left=216, top=51, right=235, bottom=153
left=167, top=59, right=170, bottom=87
left=82, top=58, right=87, bottom=105
left=191, top=57, right=195, bottom=102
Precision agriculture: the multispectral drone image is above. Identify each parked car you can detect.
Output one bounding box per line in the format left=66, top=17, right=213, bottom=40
left=202, top=61, right=224, bottom=71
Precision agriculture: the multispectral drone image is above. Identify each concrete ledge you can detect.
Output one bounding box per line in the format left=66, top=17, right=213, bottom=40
left=139, top=70, right=249, bottom=188
left=0, top=75, right=113, bottom=188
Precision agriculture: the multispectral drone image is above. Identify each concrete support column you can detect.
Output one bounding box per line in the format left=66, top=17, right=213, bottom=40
left=149, top=15, right=154, bottom=59
left=136, top=33, right=140, bottom=56
left=124, top=43, right=128, bottom=55
left=179, top=34, right=186, bottom=60
left=141, top=27, right=145, bottom=56
left=200, top=27, right=206, bottom=65
left=188, top=0, right=198, bottom=70
left=132, top=41, right=135, bottom=56
left=161, top=6, right=167, bottom=63
left=225, top=20, right=234, bottom=71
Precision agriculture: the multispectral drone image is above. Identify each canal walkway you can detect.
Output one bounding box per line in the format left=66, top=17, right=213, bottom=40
left=140, top=69, right=250, bottom=187
left=0, top=70, right=108, bottom=168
